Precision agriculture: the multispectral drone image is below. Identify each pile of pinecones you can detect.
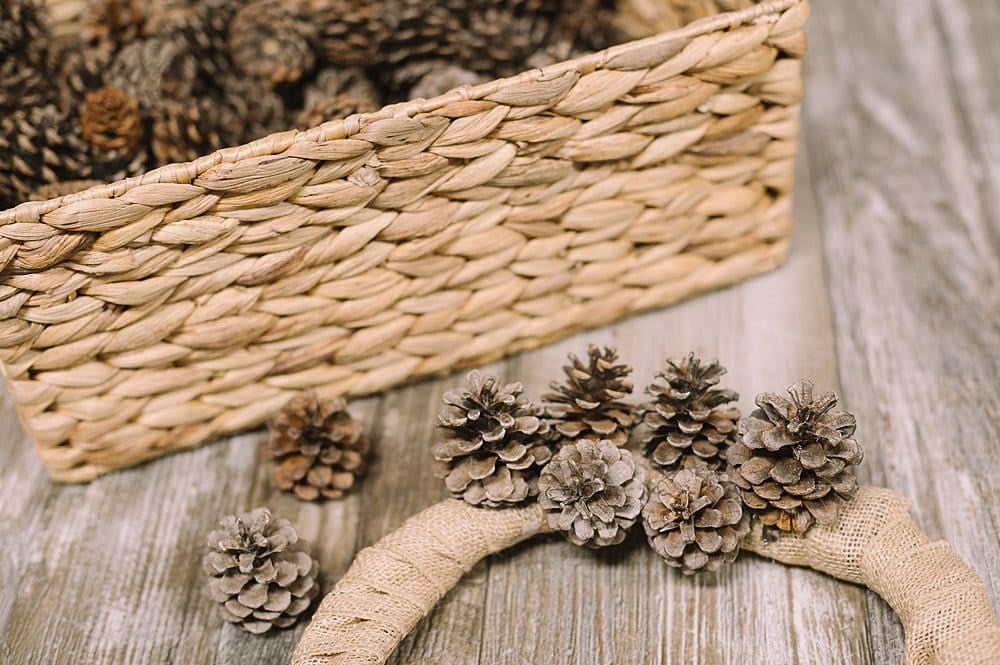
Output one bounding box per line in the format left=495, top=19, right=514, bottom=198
left=433, top=346, right=865, bottom=575
left=0, top=0, right=622, bottom=209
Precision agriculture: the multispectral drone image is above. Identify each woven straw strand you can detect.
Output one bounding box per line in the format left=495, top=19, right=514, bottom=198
left=292, top=487, right=1000, bottom=665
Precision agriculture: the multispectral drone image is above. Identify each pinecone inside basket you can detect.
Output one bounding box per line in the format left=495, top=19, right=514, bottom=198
left=641, top=354, right=740, bottom=471
left=643, top=467, right=750, bottom=575
left=267, top=393, right=370, bottom=501
left=729, top=380, right=864, bottom=534
left=544, top=345, right=635, bottom=449
left=538, top=439, right=647, bottom=548
left=203, top=507, right=320, bottom=633
left=433, top=370, right=552, bottom=507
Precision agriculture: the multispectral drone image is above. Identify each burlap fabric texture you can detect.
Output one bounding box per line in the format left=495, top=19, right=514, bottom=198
left=292, top=486, right=1000, bottom=665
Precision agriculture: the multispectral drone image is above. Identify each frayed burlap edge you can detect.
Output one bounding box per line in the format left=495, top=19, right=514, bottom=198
left=292, top=487, right=1000, bottom=665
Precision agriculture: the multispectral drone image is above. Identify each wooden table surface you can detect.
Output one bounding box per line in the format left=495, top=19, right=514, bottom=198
left=2, top=1, right=999, bottom=663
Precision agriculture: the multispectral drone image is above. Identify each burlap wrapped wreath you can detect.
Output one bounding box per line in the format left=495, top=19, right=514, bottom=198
left=291, top=367, right=1000, bottom=665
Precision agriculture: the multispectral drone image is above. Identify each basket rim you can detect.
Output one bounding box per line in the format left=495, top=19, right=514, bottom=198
left=0, top=0, right=802, bottom=224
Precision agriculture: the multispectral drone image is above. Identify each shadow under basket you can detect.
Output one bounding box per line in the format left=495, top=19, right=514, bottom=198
left=0, top=0, right=808, bottom=482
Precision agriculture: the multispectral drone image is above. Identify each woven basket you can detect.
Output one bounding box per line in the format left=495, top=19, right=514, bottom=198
left=0, top=0, right=808, bottom=482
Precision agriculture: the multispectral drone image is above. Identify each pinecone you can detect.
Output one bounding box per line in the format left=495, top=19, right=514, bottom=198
left=55, top=44, right=114, bottom=111
left=295, top=67, right=378, bottom=129
left=643, top=467, right=750, bottom=575
left=641, top=354, right=740, bottom=471
left=400, top=61, right=486, bottom=100
left=81, top=87, right=145, bottom=151
left=538, top=439, right=647, bottom=548
left=151, top=75, right=283, bottom=165
left=229, top=0, right=318, bottom=88
left=433, top=370, right=552, bottom=507
left=311, top=0, right=389, bottom=66
left=81, top=0, right=148, bottom=51
left=106, top=36, right=199, bottom=114
left=266, top=393, right=370, bottom=501
left=729, top=380, right=863, bottom=534
left=0, top=0, right=51, bottom=113
left=203, top=507, right=319, bottom=634
left=543, top=345, right=634, bottom=449
left=545, top=0, right=624, bottom=55
left=148, top=2, right=238, bottom=88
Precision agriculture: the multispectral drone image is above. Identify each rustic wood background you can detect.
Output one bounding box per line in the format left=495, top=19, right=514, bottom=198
left=2, top=0, right=998, bottom=662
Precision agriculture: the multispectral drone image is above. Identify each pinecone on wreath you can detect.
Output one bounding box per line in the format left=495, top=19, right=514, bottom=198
left=543, top=345, right=634, bottom=449
left=433, top=370, right=552, bottom=507
left=729, top=380, right=863, bottom=534
left=643, top=467, right=750, bottom=574
left=203, top=507, right=319, bottom=633
left=266, top=393, right=371, bottom=501
left=538, top=439, right=647, bottom=548
left=641, top=354, right=740, bottom=471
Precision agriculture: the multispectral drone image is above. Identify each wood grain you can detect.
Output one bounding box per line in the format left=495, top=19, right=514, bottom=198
left=1, top=0, right=998, bottom=663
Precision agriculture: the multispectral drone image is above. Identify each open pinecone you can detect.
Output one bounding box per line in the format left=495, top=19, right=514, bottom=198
left=730, top=380, right=863, bottom=534
left=433, top=370, right=551, bottom=507
left=81, top=87, right=144, bottom=151
left=538, top=439, right=646, bottom=548
left=203, top=507, right=319, bottom=634
left=229, top=0, right=318, bottom=88
left=267, top=393, right=370, bottom=501
left=641, top=354, right=740, bottom=471
left=643, top=467, right=750, bottom=575
left=544, top=345, right=634, bottom=449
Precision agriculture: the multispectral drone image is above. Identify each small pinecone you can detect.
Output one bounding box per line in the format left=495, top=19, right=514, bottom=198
left=538, top=439, right=647, bottom=548
left=311, top=0, right=389, bottom=66
left=402, top=61, right=486, bottom=100
left=81, top=87, right=145, bottom=151
left=543, top=345, right=634, bottom=449
left=230, top=0, right=318, bottom=88
left=0, top=0, right=51, bottom=113
left=643, top=467, right=750, bottom=575
left=106, top=37, right=199, bottom=114
left=642, top=354, right=740, bottom=471
left=433, top=370, right=552, bottom=507
left=81, top=0, right=148, bottom=51
left=203, top=507, right=319, bottom=634
left=730, top=380, right=863, bottom=534
left=266, top=393, right=370, bottom=502
left=295, top=67, right=379, bottom=129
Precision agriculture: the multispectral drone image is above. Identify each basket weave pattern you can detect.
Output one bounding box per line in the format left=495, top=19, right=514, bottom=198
left=0, top=0, right=807, bottom=481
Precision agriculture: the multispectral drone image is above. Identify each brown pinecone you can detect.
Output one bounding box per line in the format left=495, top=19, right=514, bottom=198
left=538, top=439, right=647, bottom=548
left=203, top=507, right=319, bottom=634
left=311, top=0, right=389, bottom=66
left=433, top=370, right=552, bottom=507
left=0, top=0, right=51, bottom=113
left=266, top=393, right=370, bottom=502
left=295, top=67, right=379, bottom=129
left=230, top=0, right=318, bottom=88
left=399, top=61, right=486, bottom=100
left=106, top=36, right=199, bottom=114
left=81, top=87, right=145, bottom=151
left=81, top=0, right=148, bottom=51
left=641, top=354, right=740, bottom=471
left=543, top=345, right=634, bottom=449
left=730, top=380, right=863, bottom=534
left=643, top=467, right=750, bottom=575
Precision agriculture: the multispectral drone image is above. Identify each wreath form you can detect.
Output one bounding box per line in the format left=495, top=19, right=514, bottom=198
left=292, top=486, right=1000, bottom=665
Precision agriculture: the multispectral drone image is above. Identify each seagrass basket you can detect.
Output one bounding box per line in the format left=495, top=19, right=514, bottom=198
left=0, top=0, right=808, bottom=482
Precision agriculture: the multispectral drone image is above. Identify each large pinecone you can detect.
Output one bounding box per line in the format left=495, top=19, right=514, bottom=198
left=642, top=354, right=740, bottom=471
left=230, top=0, right=318, bottom=88
left=543, top=345, right=634, bottom=449
left=434, top=370, right=552, bottom=507
left=267, top=393, right=370, bottom=501
left=730, top=380, right=863, bottom=534
left=1, top=0, right=50, bottom=113
left=643, top=467, right=750, bottom=575
left=538, top=439, right=647, bottom=548
left=203, top=507, right=319, bottom=633
left=312, top=0, right=389, bottom=66
left=106, top=37, right=199, bottom=114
